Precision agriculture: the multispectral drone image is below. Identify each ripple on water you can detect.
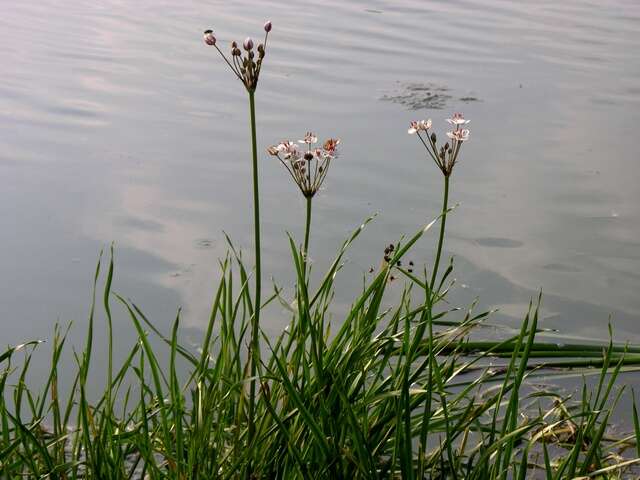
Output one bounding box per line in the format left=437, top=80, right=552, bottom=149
left=474, top=238, right=524, bottom=248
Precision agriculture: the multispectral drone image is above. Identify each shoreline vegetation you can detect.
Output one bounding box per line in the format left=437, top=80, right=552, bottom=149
left=2, top=21, right=640, bottom=479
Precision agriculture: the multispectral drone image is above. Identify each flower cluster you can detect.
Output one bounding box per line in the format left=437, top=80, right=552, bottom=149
left=203, top=21, right=272, bottom=91
left=408, top=112, right=470, bottom=176
left=267, top=133, right=340, bottom=198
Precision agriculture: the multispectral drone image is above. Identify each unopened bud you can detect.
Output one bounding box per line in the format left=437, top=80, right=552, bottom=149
left=231, top=41, right=238, bottom=48
left=264, top=20, right=272, bottom=32
left=243, top=37, right=254, bottom=50
left=304, top=152, right=314, bottom=161
left=430, top=132, right=437, bottom=143
left=203, top=30, right=216, bottom=46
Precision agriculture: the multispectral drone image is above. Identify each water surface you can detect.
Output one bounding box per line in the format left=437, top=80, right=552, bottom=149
left=2, top=0, right=640, bottom=365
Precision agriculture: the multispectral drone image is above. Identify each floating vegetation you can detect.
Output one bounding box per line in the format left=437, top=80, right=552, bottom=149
left=381, top=82, right=481, bottom=110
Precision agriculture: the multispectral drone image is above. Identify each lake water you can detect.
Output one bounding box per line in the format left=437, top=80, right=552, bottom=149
left=2, top=0, right=640, bottom=365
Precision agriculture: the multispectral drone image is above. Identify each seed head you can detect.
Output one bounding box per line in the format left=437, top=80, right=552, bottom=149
left=203, top=30, right=216, bottom=46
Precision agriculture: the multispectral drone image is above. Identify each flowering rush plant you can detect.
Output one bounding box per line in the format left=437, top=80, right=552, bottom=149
left=408, top=112, right=470, bottom=177
left=202, top=21, right=273, bottom=452
left=203, top=20, right=272, bottom=91
left=268, top=133, right=340, bottom=198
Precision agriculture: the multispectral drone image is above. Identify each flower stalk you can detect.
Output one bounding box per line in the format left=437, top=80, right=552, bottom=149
left=408, top=113, right=470, bottom=292
left=203, top=20, right=272, bottom=462
left=268, top=134, right=340, bottom=277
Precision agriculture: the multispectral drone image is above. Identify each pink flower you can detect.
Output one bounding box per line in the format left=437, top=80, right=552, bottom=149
left=276, top=141, right=300, bottom=161
left=298, top=132, right=318, bottom=144
left=408, top=119, right=432, bottom=134
left=446, top=129, right=470, bottom=142
left=446, top=113, right=470, bottom=126
left=323, top=138, right=340, bottom=155
left=203, top=30, right=216, bottom=46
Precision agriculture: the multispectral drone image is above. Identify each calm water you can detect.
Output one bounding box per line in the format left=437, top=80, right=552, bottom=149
left=2, top=0, right=640, bottom=365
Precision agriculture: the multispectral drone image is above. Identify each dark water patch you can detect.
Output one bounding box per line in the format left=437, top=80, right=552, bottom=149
left=381, top=82, right=453, bottom=110
left=381, top=82, right=482, bottom=110
left=543, top=263, right=582, bottom=273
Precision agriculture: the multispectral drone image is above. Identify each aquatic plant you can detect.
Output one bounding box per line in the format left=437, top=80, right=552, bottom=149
left=203, top=20, right=271, bottom=452
left=268, top=133, right=340, bottom=274
left=0, top=22, right=639, bottom=480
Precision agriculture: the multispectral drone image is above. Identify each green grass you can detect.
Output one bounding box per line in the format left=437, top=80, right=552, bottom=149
left=1, top=216, right=639, bottom=479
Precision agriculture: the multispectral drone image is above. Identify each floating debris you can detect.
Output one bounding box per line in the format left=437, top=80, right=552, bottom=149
left=381, top=82, right=452, bottom=110
left=381, top=82, right=481, bottom=110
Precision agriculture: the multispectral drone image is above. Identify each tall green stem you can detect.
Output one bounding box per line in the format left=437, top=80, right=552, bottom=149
left=247, top=90, right=261, bottom=447
left=430, top=175, right=449, bottom=292
left=303, top=196, right=312, bottom=278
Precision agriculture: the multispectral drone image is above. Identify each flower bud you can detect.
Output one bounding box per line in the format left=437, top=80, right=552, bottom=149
left=231, top=41, right=238, bottom=48
left=264, top=20, right=272, bottom=32
left=243, top=37, right=254, bottom=50
left=203, top=30, right=216, bottom=46
left=430, top=132, right=437, bottom=143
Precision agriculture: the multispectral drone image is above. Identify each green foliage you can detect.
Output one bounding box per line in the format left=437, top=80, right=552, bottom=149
left=1, top=216, right=639, bottom=479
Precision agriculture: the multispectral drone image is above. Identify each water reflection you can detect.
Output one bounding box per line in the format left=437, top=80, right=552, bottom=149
left=1, top=0, right=640, bottom=360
